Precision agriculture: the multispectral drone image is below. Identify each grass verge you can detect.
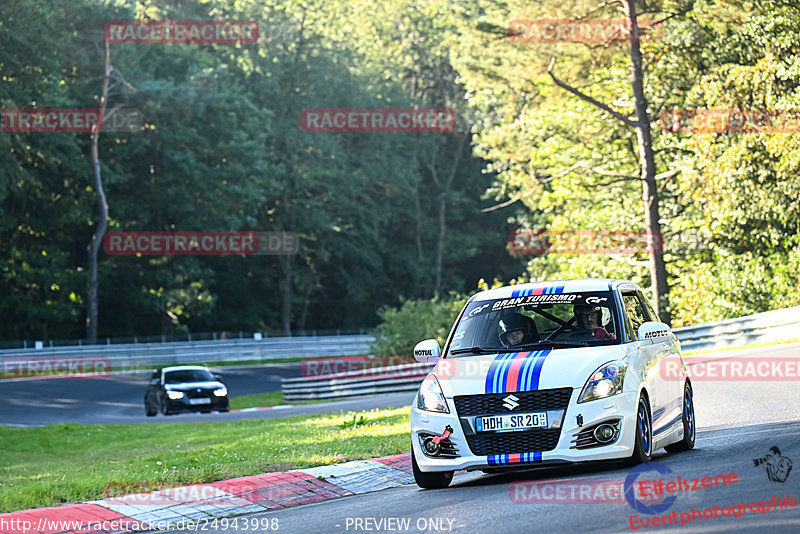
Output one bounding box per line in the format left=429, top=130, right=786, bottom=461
left=0, top=407, right=410, bottom=513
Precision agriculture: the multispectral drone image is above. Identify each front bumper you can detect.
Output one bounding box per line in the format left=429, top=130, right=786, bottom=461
left=165, top=395, right=229, bottom=413
left=411, top=389, right=638, bottom=472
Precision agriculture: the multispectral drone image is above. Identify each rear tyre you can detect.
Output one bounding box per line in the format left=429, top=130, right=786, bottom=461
left=665, top=382, right=695, bottom=453
left=412, top=448, right=453, bottom=489
left=625, top=393, right=653, bottom=466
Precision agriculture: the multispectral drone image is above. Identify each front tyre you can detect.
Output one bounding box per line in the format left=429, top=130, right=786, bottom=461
left=665, top=382, right=695, bottom=453
left=625, top=394, right=653, bottom=466
left=412, top=447, right=453, bottom=489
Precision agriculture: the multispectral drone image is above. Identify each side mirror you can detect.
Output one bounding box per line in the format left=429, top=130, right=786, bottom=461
left=150, top=378, right=161, bottom=386
left=213, top=374, right=223, bottom=382
left=413, top=339, right=441, bottom=363
left=638, top=321, right=672, bottom=341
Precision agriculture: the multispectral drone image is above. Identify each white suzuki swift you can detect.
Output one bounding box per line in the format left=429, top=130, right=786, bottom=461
left=410, top=279, right=695, bottom=488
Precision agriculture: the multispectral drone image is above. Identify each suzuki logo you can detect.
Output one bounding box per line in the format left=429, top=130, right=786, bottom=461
left=502, top=394, right=520, bottom=410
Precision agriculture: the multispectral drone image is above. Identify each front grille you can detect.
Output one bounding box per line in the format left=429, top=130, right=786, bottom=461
left=453, top=388, right=572, bottom=456
left=453, top=388, right=572, bottom=416
left=464, top=429, right=561, bottom=455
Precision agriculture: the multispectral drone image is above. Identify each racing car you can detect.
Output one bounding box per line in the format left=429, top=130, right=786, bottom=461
left=410, top=279, right=695, bottom=488
left=145, top=365, right=229, bottom=416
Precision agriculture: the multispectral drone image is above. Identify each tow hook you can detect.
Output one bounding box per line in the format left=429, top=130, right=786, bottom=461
left=423, top=425, right=453, bottom=456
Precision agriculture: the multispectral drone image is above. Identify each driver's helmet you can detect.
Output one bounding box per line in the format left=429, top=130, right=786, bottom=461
left=497, top=313, right=532, bottom=347
left=574, top=304, right=608, bottom=329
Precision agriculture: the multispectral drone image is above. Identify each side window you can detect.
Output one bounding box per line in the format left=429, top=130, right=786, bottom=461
left=622, top=293, right=647, bottom=340
left=637, top=290, right=659, bottom=322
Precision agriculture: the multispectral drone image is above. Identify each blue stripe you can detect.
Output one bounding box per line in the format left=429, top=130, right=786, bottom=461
left=654, top=414, right=683, bottom=435
left=484, top=356, right=503, bottom=394
left=534, top=451, right=542, bottom=462
left=489, top=353, right=513, bottom=394
left=520, top=350, right=539, bottom=390
left=528, top=350, right=551, bottom=390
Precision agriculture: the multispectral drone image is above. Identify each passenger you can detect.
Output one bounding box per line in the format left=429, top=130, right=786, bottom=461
left=497, top=314, right=538, bottom=347
left=574, top=305, right=616, bottom=340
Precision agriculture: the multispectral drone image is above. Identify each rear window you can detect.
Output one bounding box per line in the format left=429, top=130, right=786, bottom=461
left=447, top=291, right=620, bottom=356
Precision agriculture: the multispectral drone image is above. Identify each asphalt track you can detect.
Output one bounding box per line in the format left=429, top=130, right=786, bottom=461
left=155, top=343, right=800, bottom=534
left=0, top=363, right=414, bottom=427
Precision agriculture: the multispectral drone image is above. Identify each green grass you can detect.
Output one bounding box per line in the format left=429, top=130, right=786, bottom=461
left=0, top=407, right=411, bottom=513
left=228, top=391, right=286, bottom=409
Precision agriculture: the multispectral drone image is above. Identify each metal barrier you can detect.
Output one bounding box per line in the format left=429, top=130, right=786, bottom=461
left=282, top=306, right=800, bottom=401
left=673, top=305, right=800, bottom=353
left=282, top=363, right=432, bottom=401
left=0, top=335, right=375, bottom=373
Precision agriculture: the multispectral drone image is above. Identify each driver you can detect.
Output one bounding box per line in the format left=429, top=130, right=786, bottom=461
left=497, top=314, right=538, bottom=347
left=574, top=304, right=616, bottom=340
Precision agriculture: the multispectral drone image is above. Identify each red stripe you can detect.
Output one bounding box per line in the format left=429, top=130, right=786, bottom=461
left=508, top=453, right=522, bottom=463
left=505, top=352, right=530, bottom=392
left=531, top=287, right=544, bottom=295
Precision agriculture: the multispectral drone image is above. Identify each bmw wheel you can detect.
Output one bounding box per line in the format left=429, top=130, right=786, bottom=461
left=626, top=393, right=653, bottom=465
left=412, top=447, right=453, bottom=489
left=666, top=382, right=695, bottom=452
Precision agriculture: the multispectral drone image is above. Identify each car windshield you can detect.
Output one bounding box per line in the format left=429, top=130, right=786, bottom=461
left=447, top=291, right=620, bottom=357
left=164, top=369, right=215, bottom=384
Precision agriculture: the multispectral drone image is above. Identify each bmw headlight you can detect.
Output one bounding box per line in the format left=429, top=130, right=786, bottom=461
left=578, top=361, right=627, bottom=403
left=417, top=376, right=449, bottom=413
left=213, top=387, right=228, bottom=397
left=167, top=390, right=184, bottom=400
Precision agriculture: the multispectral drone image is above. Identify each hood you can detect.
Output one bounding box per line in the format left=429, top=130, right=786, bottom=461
left=165, top=381, right=224, bottom=391
left=433, top=345, right=632, bottom=397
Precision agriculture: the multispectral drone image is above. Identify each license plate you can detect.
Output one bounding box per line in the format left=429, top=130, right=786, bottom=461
left=475, top=412, right=547, bottom=432
left=189, top=398, right=211, bottom=405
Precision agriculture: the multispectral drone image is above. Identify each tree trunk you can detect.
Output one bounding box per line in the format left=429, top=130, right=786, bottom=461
left=279, top=254, right=293, bottom=336
left=432, top=134, right=468, bottom=298
left=86, top=41, right=111, bottom=343
left=625, top=0, right=670, bottom=324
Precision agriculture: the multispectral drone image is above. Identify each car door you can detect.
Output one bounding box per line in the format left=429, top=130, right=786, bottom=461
left=637, top=289, right=684, bottom=435
left=620, top=290, right=669, bottom=435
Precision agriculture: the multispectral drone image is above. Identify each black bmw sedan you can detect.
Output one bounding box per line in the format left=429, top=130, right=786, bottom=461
left=145, top=365, right=230, bottom=416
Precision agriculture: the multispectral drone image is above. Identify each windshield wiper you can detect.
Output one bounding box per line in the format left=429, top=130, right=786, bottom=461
left=449, top=346, right=499, bottom=355
left=513, top=341, right=589, bottom=349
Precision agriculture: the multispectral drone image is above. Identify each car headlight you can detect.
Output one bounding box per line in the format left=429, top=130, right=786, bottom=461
left=167, top=390, right=184, bottom=400
left=417, top=375, right=449, bottom=413
left=578, top=361, right=627, bottom=403
left=213, top=387, right=228, bottom=397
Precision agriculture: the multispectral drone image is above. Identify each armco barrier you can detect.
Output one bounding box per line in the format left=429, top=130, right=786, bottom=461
left=281, top=363, right=433, bottom=401
left=282, top=306, right=800, bottom=400
left=673, top=306, right=800, bottom=353
left=0, top=335, right=374, bottom=375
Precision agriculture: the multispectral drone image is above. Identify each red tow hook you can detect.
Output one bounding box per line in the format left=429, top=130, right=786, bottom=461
left=432, top=425, right=453, bottom=445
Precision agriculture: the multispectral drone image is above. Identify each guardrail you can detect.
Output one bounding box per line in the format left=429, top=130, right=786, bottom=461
left=282, top=363, right=432, bottom=401
left=673, top=305, right=800, bottom=353
left=282, top=306, right=800, bottom=400
left=0, top=335, right=375, bottom=374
